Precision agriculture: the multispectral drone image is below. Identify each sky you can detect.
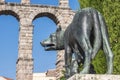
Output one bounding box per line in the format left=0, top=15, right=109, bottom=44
left=0, top=0, right=79, bottom=80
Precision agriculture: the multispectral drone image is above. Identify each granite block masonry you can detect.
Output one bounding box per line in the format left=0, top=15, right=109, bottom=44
left=0, top=0, right=75, bottom=80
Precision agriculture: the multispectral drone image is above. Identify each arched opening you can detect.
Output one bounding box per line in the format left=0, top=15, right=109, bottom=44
left=32, top=14, right=57, bottom=74
left=0, top=11, right=19, bottom=80
left=31, top=0, right=58, bottom=6
left=33, top=13, right=58, bottom=24
left=0, top=10, right=20, bottom=21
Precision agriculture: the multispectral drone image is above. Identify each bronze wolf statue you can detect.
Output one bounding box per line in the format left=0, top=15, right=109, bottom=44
left=41, top=8, right=113, bottom=78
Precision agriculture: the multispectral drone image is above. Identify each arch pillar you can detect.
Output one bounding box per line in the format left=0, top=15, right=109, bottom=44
left=0, top=0, right=5, bottom=3
left=16, top=19, right=33, bottom=80
left=55, top=10, right=74, bottom=79
left=21, top=0, right=30, bottom=4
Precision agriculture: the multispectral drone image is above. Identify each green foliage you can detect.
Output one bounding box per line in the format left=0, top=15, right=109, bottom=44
left=60, top=76, right=66, bottom=80
left=60, top=70, right=66, bottom=80
left=92, top=50, right=107, bottom=74
left=78, top=0, right=120, bottom=74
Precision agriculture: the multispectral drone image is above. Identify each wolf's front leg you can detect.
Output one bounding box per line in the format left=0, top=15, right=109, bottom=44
left=64, top=46, right=72, bottom=78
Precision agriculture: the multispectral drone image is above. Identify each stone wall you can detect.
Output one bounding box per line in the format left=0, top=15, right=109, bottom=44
left=33, top=73, right=56, bottom=80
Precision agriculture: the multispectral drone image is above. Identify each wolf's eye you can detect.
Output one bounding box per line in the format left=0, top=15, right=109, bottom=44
left=50, top=34, right=52, bottom=38
left=51, top=35, right=56, bottom=42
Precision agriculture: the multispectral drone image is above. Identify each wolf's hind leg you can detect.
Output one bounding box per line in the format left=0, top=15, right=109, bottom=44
left=103, top=40, right=113, bottom=74
left=92, top=11, right=102, bottom=59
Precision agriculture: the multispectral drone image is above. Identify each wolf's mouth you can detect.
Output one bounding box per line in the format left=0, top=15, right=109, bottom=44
left=44, top=44, right=56, bottom=51
left=40, top=42, right=56, bottom=51
left=45, top=44, right=54, bottom=47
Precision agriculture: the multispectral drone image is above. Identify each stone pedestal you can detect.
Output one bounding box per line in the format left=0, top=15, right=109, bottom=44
left=67, top=74, right=120, bottom=80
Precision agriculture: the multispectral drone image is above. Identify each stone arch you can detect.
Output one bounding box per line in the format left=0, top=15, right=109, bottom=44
left=33, top=12, right=59, bottom=25
left=0, top=10, right=20, bottom=21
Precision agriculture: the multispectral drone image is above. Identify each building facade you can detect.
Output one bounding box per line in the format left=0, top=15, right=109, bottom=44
left=0, top=76, right=12, bottom=80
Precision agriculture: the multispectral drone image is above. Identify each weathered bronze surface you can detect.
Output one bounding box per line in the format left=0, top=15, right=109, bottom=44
left=41, top=8, right=113, bottom=79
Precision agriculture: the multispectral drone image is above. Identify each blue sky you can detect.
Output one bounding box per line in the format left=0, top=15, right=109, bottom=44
left=0, top=0, right=79, bottom=79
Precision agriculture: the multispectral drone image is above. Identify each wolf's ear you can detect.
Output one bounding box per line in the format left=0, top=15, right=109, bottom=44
left=57, top=26, right=62, bottom=32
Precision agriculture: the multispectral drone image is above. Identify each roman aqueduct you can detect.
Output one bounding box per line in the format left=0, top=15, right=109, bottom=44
left=0, top=0, right=75, bottom=80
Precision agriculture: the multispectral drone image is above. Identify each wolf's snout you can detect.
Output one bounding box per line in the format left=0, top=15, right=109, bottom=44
left=40, top=41, right=44, bottom=47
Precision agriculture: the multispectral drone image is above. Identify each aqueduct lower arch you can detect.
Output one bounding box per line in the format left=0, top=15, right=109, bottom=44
left=0, top=10, right=20, bottom=21
left=0, top=1, right=75, bottom=80
left=33, top=12, right=59, bottom=25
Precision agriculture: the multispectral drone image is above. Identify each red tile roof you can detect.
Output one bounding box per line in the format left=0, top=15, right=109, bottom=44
left=0, top=76, right=13, bottom=80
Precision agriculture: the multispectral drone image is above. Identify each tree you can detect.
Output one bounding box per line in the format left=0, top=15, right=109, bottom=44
left=78, top=0, right=120, bottom=74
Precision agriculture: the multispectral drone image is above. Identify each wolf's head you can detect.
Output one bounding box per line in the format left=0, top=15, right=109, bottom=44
left=40, top=27, right=64, bottom=51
